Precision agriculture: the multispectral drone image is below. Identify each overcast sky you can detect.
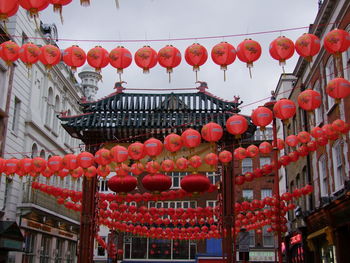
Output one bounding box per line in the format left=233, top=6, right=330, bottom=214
left=40, top=0, right=319, bottom=114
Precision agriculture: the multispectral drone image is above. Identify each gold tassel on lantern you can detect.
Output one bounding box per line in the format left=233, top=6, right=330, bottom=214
left=80, top=0, right=90, bottom=6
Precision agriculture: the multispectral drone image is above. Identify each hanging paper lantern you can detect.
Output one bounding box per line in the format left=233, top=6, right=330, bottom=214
left=279, top=155, right=291, bottom=166
left=259, top=142, right=272, bottom=154
left=307, top=141, right=318, bottom=152
left=226, top=115, right=248, bottom=138
left=181, top=128, right=201, bottom=148
left=269, top=36, right=295, bottom=70
left=310, top=126, right=324, bottom=138
left=47, top=156, right=63, bottom=173
left=130, top=162, right=144, bottom=175
left=316, top=136, right=328, bottom=146
left=295, top=33, right=321, bottom=62
left=236, top=38, right=262, bottom=78
left=201, top=122, right=223, bottom=143
left=234, top=147, right=247, bottom=160
left=134, top=46, right=158, bottom=74
left=32, top=157, right=47, bottom=173
left=157, top=45, right=181, bottom=82
left=110, top=145, right=128, bottom=164
left=62, top=154, right=78, bottom=170
left=115, top=163, right=130, bottom=177
left=62, top=45, right=87, bottom=72
left=57, top=168, right=69, bottom=179
left=235, top=175, right=245, bottom=185
left=94, top=149, right=111, bottom=166
left=185, top=43, right=208, bottom=81
left=0, top=1, right=19, bottom=21
left=288, top=151, right=299, bottom=162
left=176, top=157, right=189, bottom=170
left=251, top=106, right=273, bottom=130
left=0, top=41, right=20, bottom=65
left=142, top=173, right=172, bottom=193
left=297, top=131, right=311, bottom=144
left=189, top=155, right=202, bottom=169
left=297, top=89, right=322, bottom=111
left=87, top=46, right=109, bottom=73
left=19, top=0, right=49, bottom=17
left=285, top=135, right=299, bottom=147
left=128, top=142, right=145, bottom=161
left=84, top=166, right=97, bottom=179
left=144, top=138, right=163, bottom=157
left=164, top=134, right=183, bottom=153
left=161, top=159, right=175, bottom=172
left=204, top=153, right=219, bottom=166
left=273, top=99, right=296, bottom=123
left=322, top=124, right=337, bottom=138
left=332, top=119, right=347, bottom=133
left=4, top=159, right=19, bottom=176
left=324, top=29, right=350, bottom=56
left=246, top=145, right=259, bottom=157
left=180, top=173, right=210, bottom=193
left=145, top=161, right=160, bottom=174
left=219, top=150, right=232, bottom=164
left=297, top=145, right=309, bottom=157
left=97, top=165, right=110, bottom=178
left=48, top=0, right=72, bottom=16
left=71, top=167, right=83, bottom=179
left=19, top=43, right=41, bottom=68
left=39, top=44, right=61, bottom=70
left=211, top=41, right=236, bottom=81
left=109, top=46, right=132, bottom=79
left=77, top=152, right=94, bottom=169
left=17, top=158, right=33, bottom=174
left=108, top=175, right=137, bottom=194
left=41, top=167, right=53, bottom=179
left=326, top=78, right=350, bottom=101
left=276, top=138, right=285, bottom=150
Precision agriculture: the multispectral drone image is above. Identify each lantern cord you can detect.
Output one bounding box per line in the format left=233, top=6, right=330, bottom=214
left=168, top=72, right=171, bottom=83
left=195, top=71, right=198, bottom=82
left=223, top=70, right=226, bottom=82
left=248, top=67, right=252, bottom=79
left=118, top=73, right=122, bottom=82
left=115, top=0, right=120, bottom=9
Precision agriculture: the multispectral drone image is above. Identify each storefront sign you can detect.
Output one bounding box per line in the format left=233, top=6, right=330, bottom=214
left=249, top=251, right=275, bottom=261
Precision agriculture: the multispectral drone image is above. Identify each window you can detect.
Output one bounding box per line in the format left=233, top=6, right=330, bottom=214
left=259, top=157, right=270, bottom=168
left=23, top=231, right=36, bottom=263
left=319, top=155, right=328, bottom=197
left=325, top=57, right=335, bottom=109
left=31, top=143, right=38, bottom=158
left=66, top=242, right=76, bottom=263
left=207, top=172, right=220, bottom=185
left=54, top=239, right=63, bottom=263
left=45, top=88, right=53, bottom=127
left=97, top=236, right=106, bottom=256
left=242, top=189, right=253, bottom=201
left=171, top=172, right=187, bottom=189
left=242, top=158, right=253, bottom=174
left=100, top=179, right=109, bottom=192
left=262, top=226, right=274, bottom=247
left=342, top=26, right=350, bottom=79
left=313, top=80, right=323, bottom=125
left=149, top=201, right=196, bottom=209
left=261, top=189, right=272, bottom=199
left=149, top=239, right=171, bottom=259
left=22, top=32, right=28, bottom=45
left=53, top=95, right=60, bottom=133
left=40, top=235, right=51, bottom=263
left=249, top=230, right=255, bottom=247
left=12, top=97, right=21, bottom=132
left=332, top=141, right=344, bottom=191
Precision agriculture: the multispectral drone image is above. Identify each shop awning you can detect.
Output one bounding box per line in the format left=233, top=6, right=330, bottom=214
left=0, top=221, right=24, bottom=251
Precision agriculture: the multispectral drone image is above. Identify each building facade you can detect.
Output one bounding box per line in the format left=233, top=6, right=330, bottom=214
left=275, top=1, right=350, bottom=262
left=0, top=8, right=99, bottom=263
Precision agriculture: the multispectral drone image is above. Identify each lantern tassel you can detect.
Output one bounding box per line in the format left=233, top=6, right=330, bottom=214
left=115, top=0, right=120, bottom=8
left=168, top=72, right=171, bottom=83
left=248, top=67, right=252, bottom=79
left=80, top=0, right=90, bottom=6
left=195, top=71, right=198, bottom=82
left=223, top=70, right=226, bottom=82
left=118, top=73, right=122, bottom=82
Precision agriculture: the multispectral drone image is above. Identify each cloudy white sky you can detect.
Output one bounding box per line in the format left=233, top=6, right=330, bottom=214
left=41, top=0, right=319, bottom=114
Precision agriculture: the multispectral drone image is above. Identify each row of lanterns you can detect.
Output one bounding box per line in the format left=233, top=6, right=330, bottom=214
left=1, top=29, right=350, bottom=81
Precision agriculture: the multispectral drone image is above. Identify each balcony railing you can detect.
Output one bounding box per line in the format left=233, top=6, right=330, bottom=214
left=21, top=180, right=80, bottom=222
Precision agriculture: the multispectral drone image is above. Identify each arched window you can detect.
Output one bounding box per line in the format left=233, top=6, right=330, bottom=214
left=318, top=155, right=328, bottom=197
left=342, top=24, right=350, bottom=80
left=31, top=143, right=38, bottom=158
left=313, top=80, right=323, bottom=125
left=332, top=140, right=344, bottom=191
left=45, top=88, right=54, bottom=127
left=325, top=57, right=335, bottom=109
left=53, top=95, right=60, bottom=133
left=65, top=110, right=72, bottom=145
left=40, top=150, right=45, bottom=159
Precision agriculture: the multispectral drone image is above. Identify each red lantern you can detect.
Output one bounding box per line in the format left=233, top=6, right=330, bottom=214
left=144, top=138, right=163, bottom=157
left=259, top=142, right=272, bottom=154
left=324, top=29, right=350, bottom=55
left=115, top=163, right=130, bottom=177
left=109, top=46, right=132, bottom=80
left=145, top=161, right=160, bottom=174
left=134, top=46, right=157, bottom=73
left=84, top=166, right=97, bottom=179
left=4, top=159, right=19, bottom=176
left=246, top=145, right=259, bottom=157
left=39, top=44, right=61, bottom=70
left=0, top=1, right=19, bottom=21
left=94, top=149, right=111, bottom=166
left=251, top=106, right=273, bottom=130
left=77, top=152, right=94, bottom=169
left=17, top=158, right=33, bottom=174
left=201, top=122, right=223, bottom=143
left=297, top=89, right=322, bottom=111
left=226, top=115, right=248, bottom=138
left=316, top=136, right=328, bottom=146
left=181, top=129, right=201, bottom=148
left=48, top=0, right=72, bottom=16
left=288, top=151, right=299, bottom=162
left=110, top=145, right=128, bottom=164
left=307, top=141, right=318, bottom=152
left=176, top=157, right=189, bottom=170
left=32, top=157, right=47, bottom=173
left=211, top=42, right=236, bottom=81
left=219, top=150, right=232, bottom=164
left=332, top=119, right=347, bottom=133
left=189, top=155, right=202, bottom=169
left=62, top=154, right=78, bottom=170
left=19, top=43, right=41, bottom=68
left=185, top=43, right=208, bottom=81
left=142, top=173, right=172, bottom=193
left=273, top=99, right=296, bottom=122
left=19, top=0, right=49, bottom=17
left=310, top=127, right=324, bottom=138
left=57, top=168, right=69, bottom=179
left=97, top=165, right=111, bottom=178
left=0, top=41, right=20, bottom=65
left=297, top=145, right=309, bottom=157
left=180, top=173, right=210, bottom=193
left=234, top=147, right=247, bottom=160
left=71, top=167, right=83, bottom=179
left=297, top=131, right=311, bottom=144
left=269, top=36, right=295, bottom=70
left=276, top=138, right=285, bottom=150
left=161, top=159, right=175, bottom=172
left=157, top=45, right=181, bottom=82
left=128, top=142, right=145, bottom=161
left=286, top=135, right=299, bottom=147
left=47, top=155, right=63, bottom=173
left=130, top=162, right=144, bottom=175
left=236, top=39, right=262, bottom=78
left=279, top=155, right=291, bottom=166
left=108, top=175, right=137, bottom=194
left=164, top=134, right=183, bottom=153
left=204, top=153, right=219, bottom=166
left=326, top=78, right=350, bottom=101
left=62, top=45, right=87, bottom=72
left=295, top=33, right=321, bottom=62
left=87, top=46, right=109, bottom=72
